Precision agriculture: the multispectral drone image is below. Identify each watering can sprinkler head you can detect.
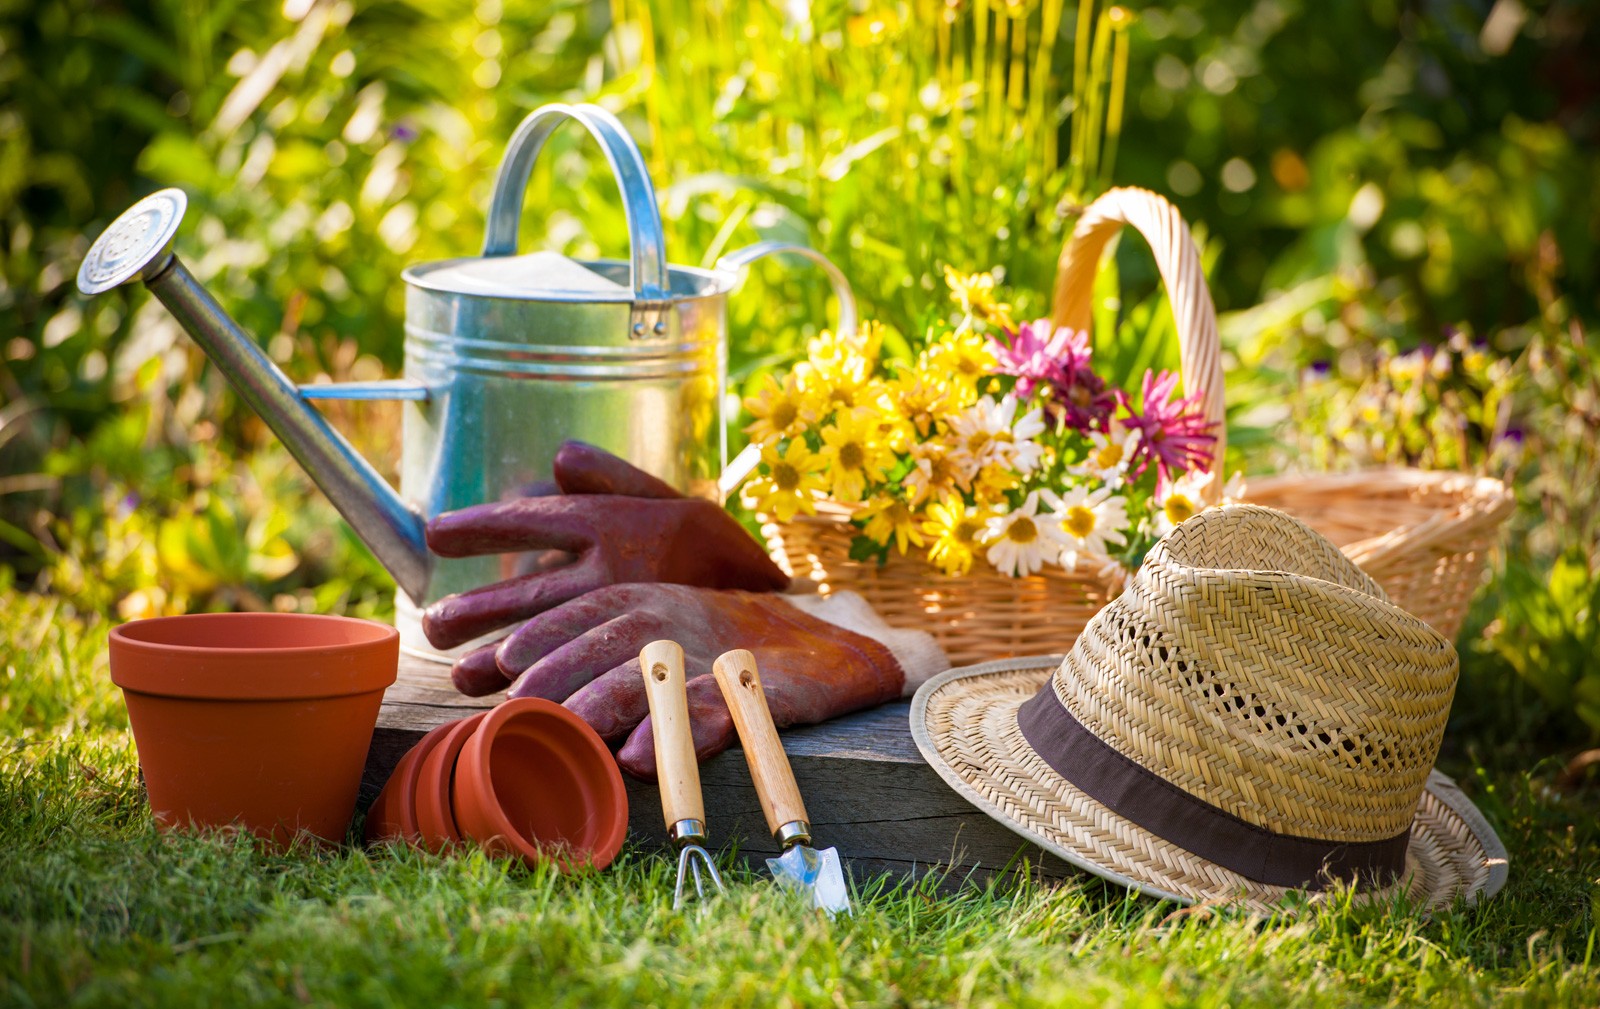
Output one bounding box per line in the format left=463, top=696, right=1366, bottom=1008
left=76, top=189, right=434, bottom=603
left=77, top=188, right=188, bottom=295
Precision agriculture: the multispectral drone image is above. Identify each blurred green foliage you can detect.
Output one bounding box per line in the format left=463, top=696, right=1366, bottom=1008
left=2, top=0, right=1597, bottom=740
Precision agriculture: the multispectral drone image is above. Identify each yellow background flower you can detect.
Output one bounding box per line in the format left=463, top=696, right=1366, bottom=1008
left=943, top=266, right=1015, bottom=330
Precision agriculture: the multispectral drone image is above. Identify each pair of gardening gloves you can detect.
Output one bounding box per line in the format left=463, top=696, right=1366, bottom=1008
left=421, top=441, right=947, bottom=780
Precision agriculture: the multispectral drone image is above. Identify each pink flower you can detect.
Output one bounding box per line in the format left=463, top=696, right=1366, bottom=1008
left=988, top=320, right=1114, bottom=431
left=1119, top=369, right=1217, bottom=489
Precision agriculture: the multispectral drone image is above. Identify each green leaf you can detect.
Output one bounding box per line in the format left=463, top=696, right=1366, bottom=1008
left=847, top=534, right=890, bottom=567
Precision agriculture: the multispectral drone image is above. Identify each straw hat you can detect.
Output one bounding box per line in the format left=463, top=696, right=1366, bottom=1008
left=911, top=505, right=1507, bottom=910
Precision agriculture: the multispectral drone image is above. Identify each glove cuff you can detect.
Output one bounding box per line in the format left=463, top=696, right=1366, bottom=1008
left=779, top=591, right=950, bottom=696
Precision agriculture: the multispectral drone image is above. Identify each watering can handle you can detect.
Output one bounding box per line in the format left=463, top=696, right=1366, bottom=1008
left=714, top=242, right=858, bottom=340
left=482, top=102, right=671, bottom=301
left=712, top=241, right=860, bottom=499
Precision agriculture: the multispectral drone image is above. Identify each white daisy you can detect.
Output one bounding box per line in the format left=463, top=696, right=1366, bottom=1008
left=1046, top=484, right=1131, bottom=570
left=984, top=491, right=1067, bottom=577
left=1154, top=469, right=1212, bottom=537
left=947, top=395, right=1048, bottom=479
left=1068, top=424, right=1140, bottom=491
left=1004, top=402, right=1048, bottom=475
left=945, top=395, right=1009, bottom=481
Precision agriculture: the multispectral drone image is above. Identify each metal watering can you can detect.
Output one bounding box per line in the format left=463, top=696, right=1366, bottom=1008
left=77, top=103, right=855, bottom=660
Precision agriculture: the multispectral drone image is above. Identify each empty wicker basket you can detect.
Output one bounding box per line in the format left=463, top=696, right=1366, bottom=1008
left=764, top=187, right=1513, bottom=665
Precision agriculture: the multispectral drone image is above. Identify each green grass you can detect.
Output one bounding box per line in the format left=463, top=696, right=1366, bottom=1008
left=3, top=587, right=1598, bottom=1009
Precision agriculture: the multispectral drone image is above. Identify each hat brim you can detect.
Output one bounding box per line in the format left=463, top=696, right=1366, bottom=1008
left=910, top=657, right=1509, bottom=912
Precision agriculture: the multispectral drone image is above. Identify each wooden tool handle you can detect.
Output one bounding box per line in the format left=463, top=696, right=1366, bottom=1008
left=712, top=649, right=808, bottom=838
left=639, top=640, right=704, bottom=831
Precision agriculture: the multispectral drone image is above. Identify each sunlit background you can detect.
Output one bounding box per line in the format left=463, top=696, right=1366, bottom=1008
left=2, top=0, right=1596, bottom=747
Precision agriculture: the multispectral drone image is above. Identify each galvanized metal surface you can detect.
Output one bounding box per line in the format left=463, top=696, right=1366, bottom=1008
left=396, top=259, right=726, bottom=630
left=75, top=188, right=186, bottom=295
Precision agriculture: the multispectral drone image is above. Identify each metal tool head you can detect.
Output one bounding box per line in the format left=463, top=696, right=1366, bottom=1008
left=766, top=844, right=851, bottom=916
left=77, top=188, right=188, bottom=295
left=673, top=843, right=726, bottom=910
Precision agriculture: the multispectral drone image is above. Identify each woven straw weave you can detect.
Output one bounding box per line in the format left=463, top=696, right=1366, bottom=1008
left=765, top=187, right=1511, bottom=663
left=1054, top=505, right=1457, bottom=843
left=916, top=661, right=1501, bottom=911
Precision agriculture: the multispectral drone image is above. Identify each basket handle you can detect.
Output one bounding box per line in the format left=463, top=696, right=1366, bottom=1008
left=1050, top=187, right=1227, bottom=498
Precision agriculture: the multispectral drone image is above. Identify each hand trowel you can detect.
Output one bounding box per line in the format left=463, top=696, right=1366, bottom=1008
left=711, top=649, right=851, bottom=915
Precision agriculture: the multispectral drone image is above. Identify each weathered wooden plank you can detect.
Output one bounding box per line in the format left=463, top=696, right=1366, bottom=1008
left=362, top=654, right=1070, bottom=886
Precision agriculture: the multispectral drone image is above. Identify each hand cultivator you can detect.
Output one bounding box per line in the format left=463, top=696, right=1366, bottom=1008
left=640, top=640, right=727, bottom=909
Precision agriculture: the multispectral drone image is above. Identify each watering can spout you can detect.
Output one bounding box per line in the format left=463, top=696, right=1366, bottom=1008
left=76, top=189, right=433, bottom=602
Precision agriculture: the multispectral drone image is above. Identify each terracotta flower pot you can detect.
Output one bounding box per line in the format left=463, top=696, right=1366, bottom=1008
left=453, top=698, right=628, bottom=871
left=413, top=712, right=487, bottom=853
left=364, top=720, right=455, bottom=845
left=108, top=612, right=398, bottom=845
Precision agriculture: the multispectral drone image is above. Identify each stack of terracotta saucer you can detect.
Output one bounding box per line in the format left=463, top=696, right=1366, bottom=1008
left=365, top=697, right=628, bottom=871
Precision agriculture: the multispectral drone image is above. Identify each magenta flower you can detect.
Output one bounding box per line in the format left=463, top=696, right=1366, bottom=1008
left=989, top=320, right=1115, bottom=431
left=1119, top=369, right=1217, bottom=488
left=989, top=319, right=1066, bottom=398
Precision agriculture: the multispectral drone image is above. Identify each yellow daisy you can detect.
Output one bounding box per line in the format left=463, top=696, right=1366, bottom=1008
left=797, top=354, right=877, bottom=416
left=922, top=500, right=996, bottom=577
left=922, top=330, right=997, bottom=403
left=868, top=403, right=915, bottom=455
left=971, top=463, right=1022, bottom=504
left=857, top=496, right=925, bottom=555
left=943, top=265, right=1015, bottom=330
left=745, top=440, right=827, bottom=522
left=883, top=369, right=956, bottom=438
left=818, top=410, right=893, bottom=504
left=742, top=372, right=815, bottom=444
left=808, top=321, right=884, bottom=368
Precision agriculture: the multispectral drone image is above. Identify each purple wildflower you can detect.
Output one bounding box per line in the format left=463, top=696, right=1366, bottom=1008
left=1119, top=369, right=1217, bottom=489
left=988, top=320, right=1115, bottom=431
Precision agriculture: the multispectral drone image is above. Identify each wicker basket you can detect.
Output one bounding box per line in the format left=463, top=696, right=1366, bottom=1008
left=764, top=187, right=1512, bottom=664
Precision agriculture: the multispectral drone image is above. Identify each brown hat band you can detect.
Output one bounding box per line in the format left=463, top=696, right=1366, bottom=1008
left=1015, top=684, right=1412, bottom=890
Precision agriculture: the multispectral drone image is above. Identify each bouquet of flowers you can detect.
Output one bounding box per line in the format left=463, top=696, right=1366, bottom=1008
left=741, top=266, right=1238, bottom=581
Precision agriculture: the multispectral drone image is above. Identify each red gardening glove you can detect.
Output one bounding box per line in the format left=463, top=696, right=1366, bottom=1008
left=422, top=441, right=789, bottom=649
left=450, top=584, right=906, bottom=780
